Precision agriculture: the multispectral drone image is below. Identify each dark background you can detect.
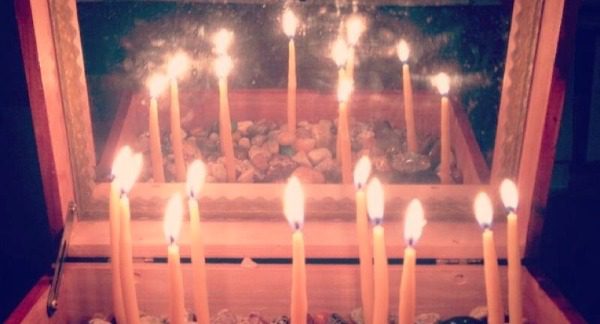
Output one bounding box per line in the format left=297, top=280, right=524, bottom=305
left=1, top=0, right=599, bottom=322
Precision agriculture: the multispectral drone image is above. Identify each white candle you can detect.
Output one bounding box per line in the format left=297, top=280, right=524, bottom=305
left=284, top=176, right=307, bottom=324
left=367, top=178, right=388, bottom=324
left=500, top=179, right=522, bottom=324
left=164, top=194, right=186, bottom=324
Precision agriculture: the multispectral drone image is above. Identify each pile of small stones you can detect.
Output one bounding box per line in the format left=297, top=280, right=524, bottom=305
left=134, top=119, right=462, bottom=184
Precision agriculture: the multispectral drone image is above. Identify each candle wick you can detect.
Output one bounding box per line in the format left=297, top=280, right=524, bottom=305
left=293, top=222, right=302, bottom=231
left=407, top=238, right=414, bottom=247
left=170, top=236, right=175, bottom=245
left=372, top=218, right=383, bottom=227
left=189, top=190, right=196, bottom=200
left=482, top=223, right=491, bottom=230
left=506, top=206, right=516, bottom=214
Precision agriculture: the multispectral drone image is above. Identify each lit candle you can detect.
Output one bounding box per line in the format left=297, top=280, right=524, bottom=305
left=167, top=52, right=190, bottom=182
left=118, top=151, right=143, bottom=324
left=367, top=178, right=388, bottom=324
left=474, top=192, right=504, bottom=324
left=397, top=40, right=417, bottom=153
left=433, top=73, right=451, bottom=184
left=109, top=146, right=130, bottom=324
left=354, top=156, right=374, bottom=324
left=164, top=194, right=186, bottom=324
left=331, top=38, right=349, bottom=164
left=187, top=160, right=210, bottom=324
left=283, top=9, right=299, bottom=135
left=213, top=29, right=235, bottom=182
left=146, top=74, right=168, bottom=183
left=284, top=176, right=307, bottom=324
left=500, top=179, right=522, bottom=324
left=345, top=15, right=365, bottom=82
left=337, top=77, right=354, bottom=184
left=398, top=199, right=426, bottom=324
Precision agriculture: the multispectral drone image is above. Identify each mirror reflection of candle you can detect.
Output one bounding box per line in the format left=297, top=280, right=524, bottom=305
left=500, top=179, right=522, bottom=324
left=367, top=178, right=388, bottom=324
left=186, top=160, right=210, bottom=324
left=432, top=73, right=451, bottom=184
left=337, top=77, right=354, bottom=184
left=163, top=194, right=186, bottom=324
left=474, top=192, right=503, bottom=324
left=213, top=29, right=236, bottom=182
left=117, top=150, right=143, bottom=324
left=397, top=40, right=417, bottom=153
left=332, top=38, right=350, bottom=165
left=147, top=74, right=168, bottom=183
left=345, top=15, right=365, bottom=81
left=283, top=9, right=299, bottom=135
left=398, top=199, right=427, bottom=324
left=284, top=176, right=307, bottom=324
left=167, top=52, right=189, bottom=182
left=354, top=156, right=374, bottom=324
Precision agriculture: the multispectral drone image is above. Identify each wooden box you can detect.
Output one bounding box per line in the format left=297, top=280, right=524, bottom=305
left=9, top=0, right=586, bottom=323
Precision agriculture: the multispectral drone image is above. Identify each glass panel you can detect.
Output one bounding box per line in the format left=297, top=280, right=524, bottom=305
left=78, top=0, right=511, bottom=185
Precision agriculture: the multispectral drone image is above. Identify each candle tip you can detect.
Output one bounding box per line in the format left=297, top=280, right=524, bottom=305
left=366, top=177, right=384, bottom=223
left=284, top=176, right=305, bottom=230
left=187, top=160, right=207, bottom=199
left=214, top=55, right=233, bottom=79
left=167, top=51, right=190, bottom=79
left=346, top=15, right=365, bottom=47
left=115, top=150, right=143, bottom=194
left=500, top=178, right=519, bottom=211
left=474, top=192, right=493, bottom=228
left=164, top=193, right=184, bottom=244
left=282, top=8, right=299, bottom=38
left=353, top=156, right=372, bottom=189
left=404, top=199, right=426, bottom=245
left=213, top=28, right=234, bottom=55
left=331, top=38, right=350, bottom=68
left=147, top=74, right=169, bottom=98
left=432, top=73, right=451, bottom=95
left=397, top=39, right=410, bottom=62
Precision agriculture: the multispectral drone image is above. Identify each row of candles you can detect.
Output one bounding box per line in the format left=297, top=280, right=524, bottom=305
left=108, top=145, right=522, bottom=324
left=144, top=9, right=454, bottom=185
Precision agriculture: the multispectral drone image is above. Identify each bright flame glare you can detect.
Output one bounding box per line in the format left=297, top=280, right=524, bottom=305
left=366, top=177, right=384, bottom=222
left=116, top=152, right=143, bottom=193
left=163, top=193, right=184, bottom=243
left=282, top=9, right=299, bottom=37
left=397, top=39, right=410, bottom=62
left=353, top=156, right=372, bottom=189
left=404, top=199, right=426, bottom=245
left=111, top=146, right=132, bottom=179
left=346, top=15, right=365, bottom=46
left=146, top=74, right=169, bottom=98
left=474, top=192, right=494, bottom=228
left=337, top=77, right=354, bottom=103
left=213, top=29, right=234, bottom=55
left=214, top=55, right=233, bottom=79
left=331, top=38, right=349, bottom=67
left=167, top=52, right=189, bottom=79
left=500, top=178, right=519, bottom=210
left=432, top=73, right=450, bottom=95
left=186, top=160, right=207, bottom=199
left=284, top=176, right=305, bottom=229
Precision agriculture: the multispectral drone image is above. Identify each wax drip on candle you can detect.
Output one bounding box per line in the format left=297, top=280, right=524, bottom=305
left=187, top=160, right=207, bottom=200
left=404, top=199, right=426, bottom=246
left=354, top=156, right=372, bottom=191
left=500, top=179, right=519, bottom=213
left=474, top=192, right=494, bottom=229
left=366, top=178, right=384, bottom=226
left=284, top=176, right=305, bottom=231
left=282, top=8, right=299, bottom=38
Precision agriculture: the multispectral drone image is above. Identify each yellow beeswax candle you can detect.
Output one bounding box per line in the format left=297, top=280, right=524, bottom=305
left=367, top=178, right=388, bottom=324
left=397, top=40, right=417, bottom=153
left=283, top=9, right=299, bottom=135
left=501, top=179, right=522, bottom=324
left=146, top=74, right=167, bottom=183
left=433, top=73, right=451, bottom=184
left=338, top=77, right=354, bottom=184
left=164, top=194, right=186, bottom=324
left=215, top=55, right=235, bottom=182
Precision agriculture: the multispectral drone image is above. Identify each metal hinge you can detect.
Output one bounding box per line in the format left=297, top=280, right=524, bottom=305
left=46, top=201, right=77, bottom=317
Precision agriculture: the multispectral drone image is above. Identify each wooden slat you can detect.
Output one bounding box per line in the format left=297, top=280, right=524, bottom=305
left=5, top=277, right=52, bottom=324
left=450, top=103, right=490, bottom=184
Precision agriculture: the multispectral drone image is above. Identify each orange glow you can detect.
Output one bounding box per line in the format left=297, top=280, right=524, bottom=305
left=111, top=146, right=132, bottom=179
left=213, top=29, right=234, bottom=55
left=432, top=73, right=450, bottom=96
left=474, top=192, right=494, bottom=227
left=353, top=156, right=372, bottom=189
left=147, top=74, right=169, bottom=98
left=163, top=193, right=184, bottom=243
left=366, top=178, right=384, bottom=222
left=331, top=38, right=349, bottom=68
left=214, top=55, right=233, bottom=79
left=282, top=9, right=299, bottom=37
left=284, top=176, right=304, bottom=229
left=404, top=199, right=426, bottom=245
left=186, top=160, right=207, bottom=199
left=115, top=151, right=143, bottom=193
left=346, top=15, right=365, bottom=46
left=397, top=39, right=409, bottom=63
left=167, top=52, right=190, bottom=79
left=500, top=179, right=519, bottom=210
left=337, top=77, right=354, bottom=103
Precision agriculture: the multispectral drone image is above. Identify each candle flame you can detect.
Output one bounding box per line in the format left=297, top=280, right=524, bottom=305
left=366, top=177, right=384, bottom=223
left=163, top=193, right=184, bottom=243
left=331, top=38, right=349, bottom=68
left=116, top=151, right=143, bottom=194
left=213, top=29, right=234, bottom=55
left=147, top=73, right=169, bottom=98
left=353, top=156, right=372, bottom=189
left=432, top=73, right=450, bottom=96
left=284, top=176, right=305, bottom=230
left=474, top=192, right=494, bottom=228
left=186, top=160, right=207, bottom=199
left=337, top=77, right=354, bottom=103
left=500, top=178, right=519, bottom=210
left=214, top=55, right=233, bottom=79
left=346, top=15, right=365, bottom=46
left=404, top=199, right=426, bottom=245
left=111, top=146, right=132, bottom=179
left=397, top=39, right=410, bottom=63
left=167, top=51, right=189, bottom=79
left=282, top=9, right=299, bottom=38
